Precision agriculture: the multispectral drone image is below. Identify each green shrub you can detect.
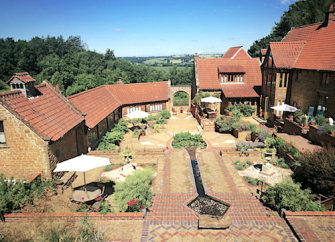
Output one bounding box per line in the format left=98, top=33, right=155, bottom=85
left=151, top=163, right=156, bottom=166
left=249, top=179, right=258, bottom=185
left=98, top=177, right=103, bottom=182
left=172, top=132, right=206, bottom=149
left=112, top=123, right=129, bottom=133
left=245, top=176, right=252, bottom=181
left=264, top=178, right=323, bottom=212
left=104, top=165, right=112, bottom=171
left=280, top=163, right=290, bottom=169
left=315, top=115, right=326, bottom=126
left=236, top=165, right=243, bottom=170
left=114, top=167, right=155, bottom=212
left=320, top=124, right=335, bottom=134
left=0, top=175, right=56, bottom=214
left=300, top=148, right=335, bottom=197
left=159, top=110, right=171, bottom=119
left=155, top=119, right=167, bottom=124
left=246, top=161, right=252, bottom=165
left=234, top=160, right=240, bottom=165
left=118, top=118, right=129, bottom=127
left=215, top=116, right=234, bottom=132
left=227, top=104, right=255, bottom=117
left=119, top=162, right=124, bottom=166
left=249, top=124, right=257, bottom=133
left=140, top=163, right=144, bottom=166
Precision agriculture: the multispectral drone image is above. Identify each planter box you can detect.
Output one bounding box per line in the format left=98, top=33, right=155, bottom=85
left=308, top=125, right=335, bottom=148
left=232, top=129, right=252, bottom=140
left=283, top=118, right=309, bottom=135
left=251, top=132, right=258, bottom=142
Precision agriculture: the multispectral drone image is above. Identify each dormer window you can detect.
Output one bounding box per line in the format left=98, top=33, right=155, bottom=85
left=220, top=73, right=244, bottom=83
left=218, top=64, right=245, bottom=84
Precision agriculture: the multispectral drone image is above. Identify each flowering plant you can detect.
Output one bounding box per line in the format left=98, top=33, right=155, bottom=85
left=127, top=199, right=138, bottom=206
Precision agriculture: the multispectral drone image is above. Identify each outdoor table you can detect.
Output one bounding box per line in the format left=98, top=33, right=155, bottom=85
left=207, top=111, right=217, bottom=120
left=72, top=185, right=102, bottom=202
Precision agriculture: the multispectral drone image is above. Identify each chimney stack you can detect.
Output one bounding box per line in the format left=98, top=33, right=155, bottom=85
left=117, top=77, right=124, bottom=85
left=55, top=84, right=60, bottom=91
left=325, top=4, right=335, bottom=27
left=194, top=53, right=199, bottom=63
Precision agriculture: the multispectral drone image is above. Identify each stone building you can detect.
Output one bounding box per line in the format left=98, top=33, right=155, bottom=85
left=192, top=46, right=262, bottom=115
left=0, top=73, right=87, bottom=181
left=68, top=79, right=170, bottom=149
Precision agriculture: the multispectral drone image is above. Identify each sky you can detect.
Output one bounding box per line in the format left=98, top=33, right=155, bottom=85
left=0, top=0, right=296, bottom=57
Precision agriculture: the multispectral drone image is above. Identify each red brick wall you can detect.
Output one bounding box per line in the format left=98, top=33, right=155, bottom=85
left=283, top=118, right=309, bottom=135
left=0, top=105, right=50, bottom=180
left=4, top=212, right=144, bottom=222
left=308, top=125, right=335, bottom=147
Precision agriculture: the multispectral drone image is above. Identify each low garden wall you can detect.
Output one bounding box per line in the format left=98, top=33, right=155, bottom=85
left=232, top=129, right=252, bottom=140
left=4, top=212, right=144, bottom=223
left=283, top=118, right=309, bottom=135
left=220, top=149, right=261, bottom=157
left=308, top=125, right=335, bottom=148
left=88, top=149, right=165, bottom=159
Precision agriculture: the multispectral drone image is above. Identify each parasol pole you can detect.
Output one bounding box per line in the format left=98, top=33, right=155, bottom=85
left=83, top=172, right=87, bottom=196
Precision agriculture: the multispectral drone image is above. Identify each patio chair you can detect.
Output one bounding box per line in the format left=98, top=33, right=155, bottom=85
left=172, top=108, right=177, bottom=115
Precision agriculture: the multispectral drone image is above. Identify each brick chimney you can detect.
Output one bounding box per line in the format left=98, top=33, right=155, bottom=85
left=7, top=72, right=36, bottom=97
left=325, top=4, right=335, bottom=27
left=117, top=77, right=124, bottom=85
left=55, top=84, right=60, bottom=91
left=194, top=53, right=199, bottom=63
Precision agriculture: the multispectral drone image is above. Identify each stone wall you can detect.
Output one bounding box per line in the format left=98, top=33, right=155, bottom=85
left=308, top=125, right=335, bottom=148
left=0, top=105, right=50, bottom=180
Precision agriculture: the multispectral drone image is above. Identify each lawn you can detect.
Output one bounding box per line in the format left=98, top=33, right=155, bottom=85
left=199, top=54, right=222, bottom=59
left=152, top=66, right=188, bottom=72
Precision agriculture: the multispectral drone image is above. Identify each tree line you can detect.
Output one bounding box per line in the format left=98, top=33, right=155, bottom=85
left=248, top=0, right=334, bottom=57
left=0, top=36, right=192, bottom=96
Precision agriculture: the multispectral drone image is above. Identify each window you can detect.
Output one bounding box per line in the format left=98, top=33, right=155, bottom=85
left=284, top=73, right=288, bottom=87
left=220, top=73, right=244, bottom=83
left=107, top=113, right=115, bottom=128
left=127, top=105, right=141, bottom=114
left=88, top=128, right=97, bottom=146
left=150, top=102, right=162, bottom=112
left=317, top=94, right=328, bottom=116
left=98, top=119, right=107, bottom=137
left=279, top=73, right=283, bottom=87
left=321, top=73, right=330, bottom=86
left=0, top=121, right=6, bottom=144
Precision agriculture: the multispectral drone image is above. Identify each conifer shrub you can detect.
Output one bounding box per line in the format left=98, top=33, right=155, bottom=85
left=114, top=167, right=155, bottom=212
left=300, top=148, right=335, bottom=196
left=264, top=178, right=324, bottom=212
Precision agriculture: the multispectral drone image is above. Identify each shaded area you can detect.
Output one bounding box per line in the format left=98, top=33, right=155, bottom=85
left=187, top=148, right=205, bottom=197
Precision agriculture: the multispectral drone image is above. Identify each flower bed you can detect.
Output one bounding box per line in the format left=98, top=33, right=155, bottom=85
left=234, top=160, right=253, bottom=170
left=171, top=132, right=207, bottom=149
left=244, top=176, right=265, bottom=186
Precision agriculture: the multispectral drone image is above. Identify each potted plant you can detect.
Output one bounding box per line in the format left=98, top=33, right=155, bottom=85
left=120, top=147, right=135, bottom=163
left=180, top=107, right=183, bottom=113
left=303, top=115, right=308, bottom=128
left=237, top=142, right=250, bottom=157
left=140, top=125, right=146, bottom=136
left=245, top=133, right=251, bottom=142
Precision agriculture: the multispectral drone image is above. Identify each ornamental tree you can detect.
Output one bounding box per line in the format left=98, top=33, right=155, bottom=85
left=300, top=148, right=335, bottom=197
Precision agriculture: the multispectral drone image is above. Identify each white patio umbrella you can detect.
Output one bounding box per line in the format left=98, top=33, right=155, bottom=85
left=125, top=110, right=149, bottom=119
left=53, top=154, right=110, bottom=194
left=270, top=104, right=298, bottom=112
left=201, top=96, right=222, bottom=103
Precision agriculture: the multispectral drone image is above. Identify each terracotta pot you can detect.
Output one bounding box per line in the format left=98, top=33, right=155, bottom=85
left=289, top=116, right=293, bottom=120
left=310, top=120, right=315, bottom=126
left=303, top=123, right=308, bottom=128
left=330, top=131, right=335, bottom=136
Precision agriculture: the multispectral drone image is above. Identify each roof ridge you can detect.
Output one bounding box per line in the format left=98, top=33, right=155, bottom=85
left=42, top=80, right=84, bottom=117
left=104, top=85, right=123, bottom=105
left=108, top=80, right=168, bottom=87
left=68, top=85, right=107, bottom=100
left=271, top=41, right=306, bottom=45
left=291, top=21, right=322, bottom=29
left=0, top=90, right=21, bottom=97
left=292, top=42, right=306, bottom=67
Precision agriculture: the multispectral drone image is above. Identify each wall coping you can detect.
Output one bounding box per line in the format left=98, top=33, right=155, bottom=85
left=284, top=211, right=335, bottom=216
left=5, top=212, right=144, bottom=218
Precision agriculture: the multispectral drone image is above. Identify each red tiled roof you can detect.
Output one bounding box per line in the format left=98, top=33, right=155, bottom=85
left=69, top=81, right=168, bottom=129
left=260, top=49, right=267, bottom=56
left=107, top=81, right=168, bottom=105
left=293, top=21, right=335, bottom=71
left=68, top=86, right=121, bottom=128
left=221, top=84, right=259, bottom=98
left=282, top=22, right=322, bottom=42
left=6, top=72, right=36, bottom=84
left=197, top=57, right=261, bottom=90
left=270, top=42, right=305, bottom=68
left=218, top=64, right=245, bottom=73
left=0, top=81, right=83, bottom=141
left=233, top=49, right=251, bottom=59
left=222, top=46, right=242, bottom=58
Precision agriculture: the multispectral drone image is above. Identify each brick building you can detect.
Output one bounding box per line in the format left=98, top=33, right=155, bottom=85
left=68, top=79, right=169, bottom=149
left=192, top=46, right=262, bottom=114
left=261, top=5, right=335, bottom=119
left=0, top=73, right=87, bottom=181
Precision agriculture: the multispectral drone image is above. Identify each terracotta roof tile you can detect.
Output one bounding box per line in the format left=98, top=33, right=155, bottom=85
left=6, top=72, right=36, bottom=84
left=270, top=41, right=305, bottom=68
left=233, top=49, right=251, bottom=59
left=293, top=21, right=335, bottom=71
left=68, top=86, right=121, bottom=129
left=282, top=22, right=322, bottom=42
left=107, top=81, right=168, bottom=105
left=0, top=82, right=83, bottom=141
left=222, top=46, right=242, bottom=58
left=197, top=57, right=261, bottom=91
left=221, top=84, right=259, bottom=98
left=69, top=81, right=168, bottom=129
left=260, top=49, right=267, bottom=55
left=218, top=64, right=245, bottom=73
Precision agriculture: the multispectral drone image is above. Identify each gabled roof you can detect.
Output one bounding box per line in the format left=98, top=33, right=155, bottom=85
left=270, top=42, right=305, bottom=69
left=0, top=81, right=84, bottom=141
left=282, top=22, right=322, bottom=42
left=69, top=81, right=169, bottom=129
left=222, top=46, right=251, bottom=60
left=221, top=84, right=259, bottom=98
left=68, top=86, right=121, bottom=129
left=260, top=49, right=267, bottom=56
left=293, top=21, right=335, bottom=71
left=107, top=81, right=169, bottom=105
left=6, top=72, right=36, bottom=84
left=197, top=57, right=261, bottom=90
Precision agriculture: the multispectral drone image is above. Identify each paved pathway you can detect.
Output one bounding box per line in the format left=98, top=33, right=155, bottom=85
left=140, top=149, right=297, bottom=242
